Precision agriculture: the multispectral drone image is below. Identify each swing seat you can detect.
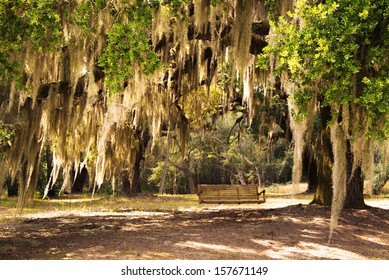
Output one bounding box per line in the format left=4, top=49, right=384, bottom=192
left=197, top=184, right=266, bottom=204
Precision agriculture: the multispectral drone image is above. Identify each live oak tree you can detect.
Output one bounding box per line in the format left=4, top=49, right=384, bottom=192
left=258, top=0, right=389, bottom=235
left=0, top=0, right=387, bottom=241
left=0, top=0, right=265, bottom=205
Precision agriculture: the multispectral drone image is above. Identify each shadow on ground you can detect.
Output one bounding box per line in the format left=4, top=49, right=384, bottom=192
left=0, top=204, right=388, bottom=260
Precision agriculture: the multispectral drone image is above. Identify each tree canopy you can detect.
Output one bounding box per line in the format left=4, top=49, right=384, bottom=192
left=259, top=0, right=389, bottom=137
left=258, top=0, right=389, bottom=235
left=0, top=0, right=388, bottom=236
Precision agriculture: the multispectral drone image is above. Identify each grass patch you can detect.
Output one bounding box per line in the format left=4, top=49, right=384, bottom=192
left=1, top=190, right=388, bottom=222
left=0, top=194, right=200, bottom=217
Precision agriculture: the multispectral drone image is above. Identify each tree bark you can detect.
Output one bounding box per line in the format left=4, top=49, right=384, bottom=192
left=6, top=176, right=19, bottom=196
left=183, top=158, right=196, bottom=194
left=343, top=46, right=369, bottom=209
left=121, top=170, right=132, bottom=196
left=237, top=168, right=246, bottom=185
left=121, top=128, right=150, bottom=196
left=132, top=127, right=150, bottom=194
left=311, top=155, right=333, bottom=206
left=310, top=130, right=333, bottom=206
left=344, top=142, right=366, bottom=209
left=159, top=129, right=171, bottom=195
left=187, top=172, right=196, bottom=194
left=304, top=150, right=318, bottom=193
left=72, top=166, right=88, bottom=193
left=174, top=159, right=196, bottom=194
left=310, top=110, right=366, bottom=208
left=173, top=167, right=177, bottom=194
left=131, top=149, right=143, bottom=194
left=311, top=107, right=333, bottom=206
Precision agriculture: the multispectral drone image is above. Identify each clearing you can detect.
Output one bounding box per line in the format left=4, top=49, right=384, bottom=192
left=0, top=185, right=388, bottom=260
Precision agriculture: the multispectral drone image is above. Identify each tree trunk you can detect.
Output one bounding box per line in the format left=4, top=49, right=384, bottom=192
left=255, top=167, right=263, bottom=187
left=121, top=171, right=132, bottom=196
left=311, top=106, right=333, bottom=206
left=131, top=149, right=143, bottom=194
left=311, top=127, right=333, bottom=206
left=305, top=150, right=318, bottom=193
left=310, top=111, right=366, bottom=208
left=344, top=142, right=366, bottom=209
left=188, top=172, right=196, bottom=194
left=6, top=175, right=19, bottom=196
left=345, top=166, right=365, bottom=208
left=173, top=168, right=177, bottom=194
left=237, top=168, right=246, bottom=185
left=72, top=166, right=88, bottom=193
left=121, top=167, right=142, bottom=195
left=133, top=128, right=149, bottom=194
left=183, top=158, right=196, bottom=194
left=121, top=128, right=149, bottom=196
left=343, top=47, right=368, bottom=209
left=159, top=129, right=171, bottom=195
left=311, top=155, right=333, bottom=206
left=121, top=150, right=147, bottom=196
left=174, top=159, right=196, bottom=194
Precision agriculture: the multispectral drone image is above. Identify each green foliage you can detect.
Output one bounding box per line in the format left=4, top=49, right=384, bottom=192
left=247, top=87, right=292, bottom=184
left=0, top=122, right=14, bottom=159
left=359, top=76, right=389, bottom=139
left=0, top=0, right=163, bottom=93
left=0, top=0, right=66, bottom=83
left=146, top=132, right=197, bottom=194
left=73, top=0, right=106, bottom=31
left=264, top=0, right=276, bottom=16
left=257, top=0, right=389, bottom=138
left=21, top=0, right=64, bottom=51
left=148, top=161, right=180, bottom=192
left=209, top=0, right=226, bottom=6
left=160, top=0, right=190, bottom=19
left=98, top=1, right=162, bottom=93
left=143, top=110, right=292, bottom=188
left=249, top=86, right=288, bottom=139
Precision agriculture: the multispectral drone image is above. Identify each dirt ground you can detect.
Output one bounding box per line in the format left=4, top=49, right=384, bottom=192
left=0, top=194, right=388, bottom=260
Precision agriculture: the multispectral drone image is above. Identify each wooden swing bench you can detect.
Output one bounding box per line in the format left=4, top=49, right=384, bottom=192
left=197, top=184, right=266, bottom=204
